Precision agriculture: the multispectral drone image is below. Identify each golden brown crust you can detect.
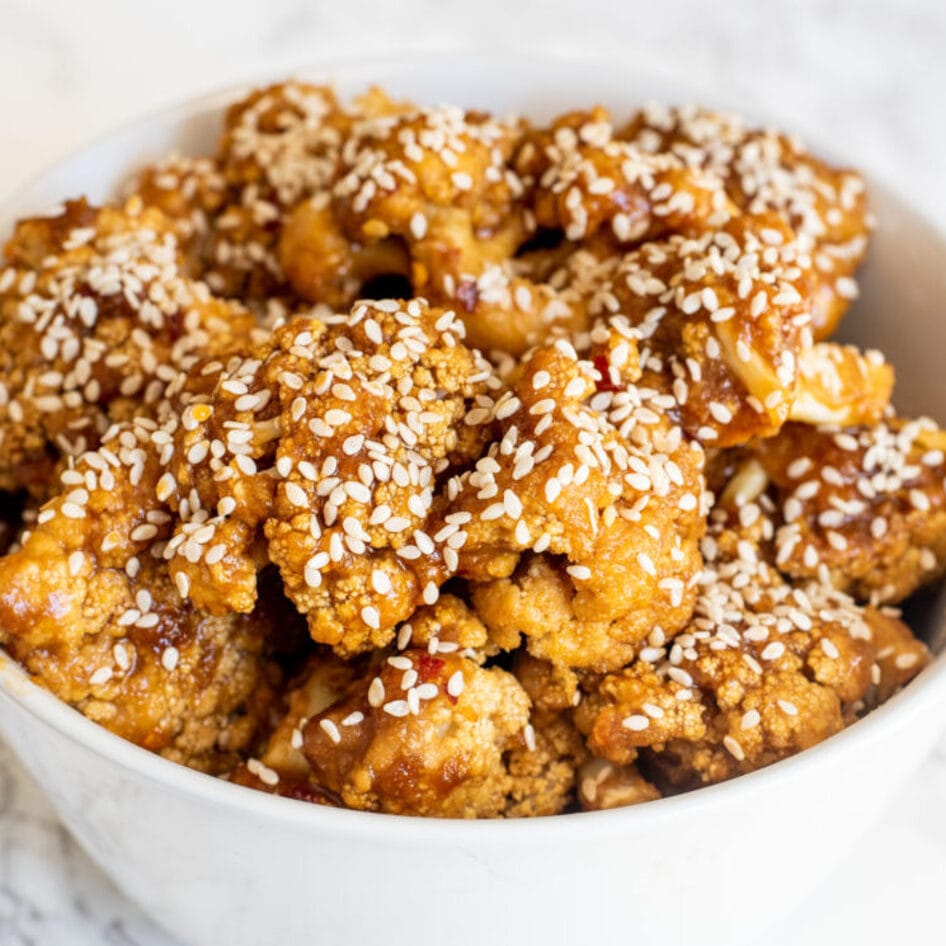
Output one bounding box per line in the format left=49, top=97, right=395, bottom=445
left=576, top=513, right=927, bottom=790
left=751, top=417, right=946, bottom=603
left=0, top=80, right=935, bottom=819
left=0, top=419, right=282, bottom=772
left=301, top=650, right=530, bottom=817
left=0, top=198, right=254, bottom=496
left=622, top=104, right=870, bottom=339
left=439, top=332, right=706, bottom=670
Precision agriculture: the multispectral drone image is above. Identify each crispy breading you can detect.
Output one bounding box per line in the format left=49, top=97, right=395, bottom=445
left=581, top=214, right=812, bottom=447
left=515, top=106, right=733, bottom=246
left=0, top=198, right=255, bottom=496
left=442, top=332, right=705, bottom=670
left=160, top=298, right=500, bottom=654
left=0, top=418, right=283, bottom=772
left=750, top=415, right=946, bottom=603
left=577, top=514, right=928, bottom=789
left=301, top=650, right=530, bottom=817
left=623, top=104, right=870, bottom=339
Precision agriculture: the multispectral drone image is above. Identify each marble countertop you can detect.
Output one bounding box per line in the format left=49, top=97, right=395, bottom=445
left=1, top=0, right=945, bottom=942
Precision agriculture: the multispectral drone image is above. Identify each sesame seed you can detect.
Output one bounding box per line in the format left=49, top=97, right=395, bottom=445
left=89, top=667, right=113, bottom=687
left=161, top=647, right=179, bottom=672
left=319, top=719, right=342, bottom=744
left=447, top=671, right=464, bottom=698
left=523, top=724, right=537, bottom=752
left=247, top=759, right=279, bottom=787
left=741, top=709, right=761, bottom=730
left=368, top=677, right=385, bottom=707
left=723, top=736, right=746, bottom=761
left=761, top=641, right=785, bottom=661
left=622, top=714, right=649, bottom=732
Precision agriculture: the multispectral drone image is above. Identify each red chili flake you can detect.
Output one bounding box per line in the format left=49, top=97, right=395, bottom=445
left=592, top=355, right=620, bottom=392
left=418, top=654, right=445, bottom=682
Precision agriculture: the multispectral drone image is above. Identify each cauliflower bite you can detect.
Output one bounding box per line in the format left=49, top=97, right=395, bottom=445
left=515, top=106, right=733, bottom=247
left=160, top=298, right=499, bottom=655
left=0, top=418, right=282, bottom=773
left=582, top=214, right=813, bottom=447
left=206, top=81, right=358, bottom=300
left=438, top=331, right=705, bottom=671
left=0, top=198, right=255, bottom=496
left=623, top=104, right=870, bottom=339
left=441, top=244, right=618, bottom=357
left=301, top=650, right=530, bottom=817
left=577, top=513, right=928, bottom=789
left=280, top=101, right=529, bottom=339
left=750, top=415, right=946, bottom=603
left=504, top=654, right=589, bottom=817
left=123, top=154, right=228, bottom=265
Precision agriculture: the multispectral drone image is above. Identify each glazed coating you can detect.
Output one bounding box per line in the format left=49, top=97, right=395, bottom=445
left=0, top=198, right=255, bottom=495
left=123, top=154, right=228, bottom=265
left=514, top=106, right=732, bottom=245
left=623, top=104, right=870, bottom=339
left=791, top=342, right=893, bottom=428
left=750, top=416, right=946, bottom=603
left=0, top=81, right=936, bottom=818
left=161, top=298, right=499, bottom=654
left=0, top=418, right=283, bottom=772
left=440, top=330, right=705, bottom=670
left=302, top=648, right=530, bottom=817
left=582, top=214, right=812, bottom=447
left=577, top=513, right=928, bottom=788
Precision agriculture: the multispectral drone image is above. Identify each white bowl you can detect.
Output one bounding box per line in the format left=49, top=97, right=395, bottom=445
left=2, top=52, right=946, bottom=946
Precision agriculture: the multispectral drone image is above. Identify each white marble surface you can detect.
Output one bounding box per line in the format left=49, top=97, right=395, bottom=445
left=0, top=1, right=945, bottom=943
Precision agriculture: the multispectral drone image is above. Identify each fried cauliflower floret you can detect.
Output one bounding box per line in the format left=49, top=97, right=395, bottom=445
left=750, top=416, right=946, bottom=603
left=161, top=298, right=500, bottom=654
left=502, top=654, right=589, bottom=817
left=576, top=758, right=661, bottom=811
left=443, top=246, right=617, bottom=356
left=578, top=516, right=928, bottom=789
left=583, top=214, right=812, bottom=447
left=394, top=593, right=496, bottom=660
left=281, top=103, right=529, bottom=344
left=0, top=198, right=255, bottom=496
left=202, top=81, right=358, bottom=300
left=515, top=106, right=733, bottom=246
left=624, top=104, right=870, bottom=339
left=301, top=650, right=530, bottom=817
left=437, top=333, right=705, bottom=670
left=123, top=154, right=228, bottom=265
left=0, top=418, right=281, bottom=773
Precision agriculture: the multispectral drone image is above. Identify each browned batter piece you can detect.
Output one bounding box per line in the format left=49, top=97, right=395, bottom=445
left=515, top=106, right=732, bottom=246
left=577, top=514, right=928, bottom=790
left=623, top=104, right=870, bottom=339
left=0, top=418, right=283, bottom=773
left=302, top=649, right=530, bottom=817
left=749, top=416, right=946, bottom=603
left=0, top=198, right=255, bottom=497
left=160, top=298, right=500, bottom=654
left=582, top=214, right=812, bottom=447
left=437, top=329, right=705, bottom=671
